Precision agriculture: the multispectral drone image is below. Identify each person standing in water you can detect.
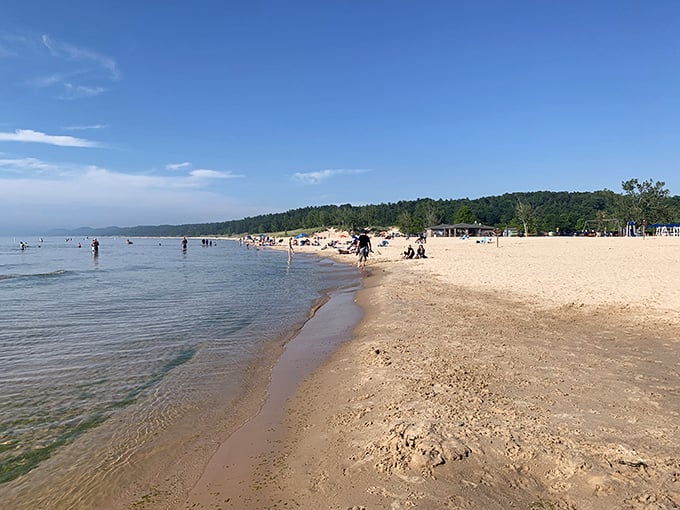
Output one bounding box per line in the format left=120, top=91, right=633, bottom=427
left=91, top=238, right=99, bottom=254
left=181, top=237, right=188, bottom=251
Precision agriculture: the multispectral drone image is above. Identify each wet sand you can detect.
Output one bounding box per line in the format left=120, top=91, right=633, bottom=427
left=198, top=234, right=680, bottom=509
left=186, top=281, right=361, bottom=508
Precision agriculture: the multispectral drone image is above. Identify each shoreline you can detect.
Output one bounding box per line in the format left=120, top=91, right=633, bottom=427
left=0, top=243, right=362, bottom=510
left=13, top=234, right=677, bottom=508
left=186, top=273, right=362, bottom=507
left=110, top=249, right=364, bottom=510
left=225, top=234, right=680, bottom=508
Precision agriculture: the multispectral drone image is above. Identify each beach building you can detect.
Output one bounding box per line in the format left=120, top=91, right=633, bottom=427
left=427, top=222, right=495, bottom=238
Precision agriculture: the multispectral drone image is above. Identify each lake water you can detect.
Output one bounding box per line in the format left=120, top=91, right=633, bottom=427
left=0, top=236, right=360, bottom=508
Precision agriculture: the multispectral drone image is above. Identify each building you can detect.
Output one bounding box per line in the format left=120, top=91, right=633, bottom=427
left=427, top=223, right=496, bottom=238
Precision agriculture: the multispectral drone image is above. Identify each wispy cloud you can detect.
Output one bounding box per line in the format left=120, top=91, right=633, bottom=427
left=0, top=33, right=29, bottom=57
left=2, top=33, right=120, bottom=99
left=31, top=70, right=82, bottom=88
left=0, top=157, right=54, bottom=172
left=0, top=129, right=101, bottom=148
left=190, top=169, right=244, bottom=179
left=42, top=34, right=120, bottom=80
left=58, top=83, right=107, bottom=100
left=63, top=124, right=109, bottom=131
left=1, top=157, right=240, bottom=190
left=165, top=162, right=244, bottom=179
left=292, top=168, right=371, bottom=185
left=166, top=162, right=192, bottom=171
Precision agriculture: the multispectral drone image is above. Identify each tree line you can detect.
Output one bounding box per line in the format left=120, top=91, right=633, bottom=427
left=71, top=179, right=679, bottom=237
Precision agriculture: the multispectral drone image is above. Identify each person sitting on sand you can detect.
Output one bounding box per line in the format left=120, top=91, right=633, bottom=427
left=403, top=245, right=415, bottom=259
left=415, top=244, right=426, bottom=259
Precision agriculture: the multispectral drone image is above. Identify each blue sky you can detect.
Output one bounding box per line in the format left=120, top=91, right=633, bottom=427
left=2, top=1, right=679, bottom=234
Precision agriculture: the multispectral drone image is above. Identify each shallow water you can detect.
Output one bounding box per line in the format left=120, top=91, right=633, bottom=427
left=0, top=236, right=359, bottom=507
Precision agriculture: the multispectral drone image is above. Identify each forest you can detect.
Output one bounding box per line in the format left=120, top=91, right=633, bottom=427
left=68, top=179, right=680, bottom=238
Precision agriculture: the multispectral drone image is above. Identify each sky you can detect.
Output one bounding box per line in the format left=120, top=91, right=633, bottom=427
left=2, top=1, right=680, bottom=234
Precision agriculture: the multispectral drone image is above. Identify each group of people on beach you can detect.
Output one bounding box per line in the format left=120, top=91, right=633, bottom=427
left=238, top=235, right=280, bottom=248
left=402, top=243, right=426, bottom=259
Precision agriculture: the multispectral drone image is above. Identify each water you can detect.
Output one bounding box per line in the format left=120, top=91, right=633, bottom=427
left=0, top=236, right=359, bottom=507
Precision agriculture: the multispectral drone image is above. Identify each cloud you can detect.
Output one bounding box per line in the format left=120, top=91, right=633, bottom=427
left=0, top=162, right=252, bottom=231
left=164, top=163, right=244, bottom=178
left=42, top=34, right=120, bottom=80
left=166, top=162, right=192, bottom=171
left=292, top=168, right=370, bottom=185
left=0, top=33, right=29, bottom=57
left=0, top=157, right=54, bottom=172
left=190, top=169, right=244, bottom=179
left=1, top=33, right=120, bottom=99
left=0, top=129, right=101, bottom=148
left=1, top=158, right=239, bottom=192
left=63, top=124, right=108, bottom=131
left=59, top=83, right=106, bottom=100
left=31, top=71, right=80, bottom=88
left=79, top=166, right=243, bottom=189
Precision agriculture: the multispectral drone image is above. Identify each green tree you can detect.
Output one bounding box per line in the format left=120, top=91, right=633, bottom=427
left=620, top=178, right=671, bottom=225
left=414, top=199, right=442, bottom=230
left=397, top=211, right=414, bottom=235
left=515, top=200, right=535, bottom=236
left=453, top=205, right=477, bottom=224
left=424, top=205, right=442, bottom=229
left=337, top=205, right=358, bottom=232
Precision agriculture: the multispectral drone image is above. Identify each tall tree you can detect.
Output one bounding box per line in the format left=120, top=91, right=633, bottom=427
left=397, top=211, right=414, bottom=235
left=515, top=200, right=535, bottom=236
left=415, top=200, right=442, bottom=229
left=620, top=178, right=671, bottom=225
left=453, top=205, right=477, bottom=224
left=424, top=205, right=441, bottom=229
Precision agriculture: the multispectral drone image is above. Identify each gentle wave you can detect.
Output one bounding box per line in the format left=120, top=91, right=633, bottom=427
left=0, top=346, right=198, bottom=484
left=0, top=269, right=71, bottom=281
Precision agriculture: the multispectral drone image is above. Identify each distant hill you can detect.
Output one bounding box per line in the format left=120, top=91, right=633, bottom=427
left=52, top=190, right=680, bottom=237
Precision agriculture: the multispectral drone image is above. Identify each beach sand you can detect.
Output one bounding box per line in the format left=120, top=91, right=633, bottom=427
left=186, top=234, right=680, bottom=509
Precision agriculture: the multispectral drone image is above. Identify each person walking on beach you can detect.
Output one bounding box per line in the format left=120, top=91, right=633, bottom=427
left=357, top=229, right=372, bottom=269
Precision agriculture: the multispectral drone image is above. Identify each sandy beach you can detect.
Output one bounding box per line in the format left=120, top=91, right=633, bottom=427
left=187, top=234, right=680, bottom=509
